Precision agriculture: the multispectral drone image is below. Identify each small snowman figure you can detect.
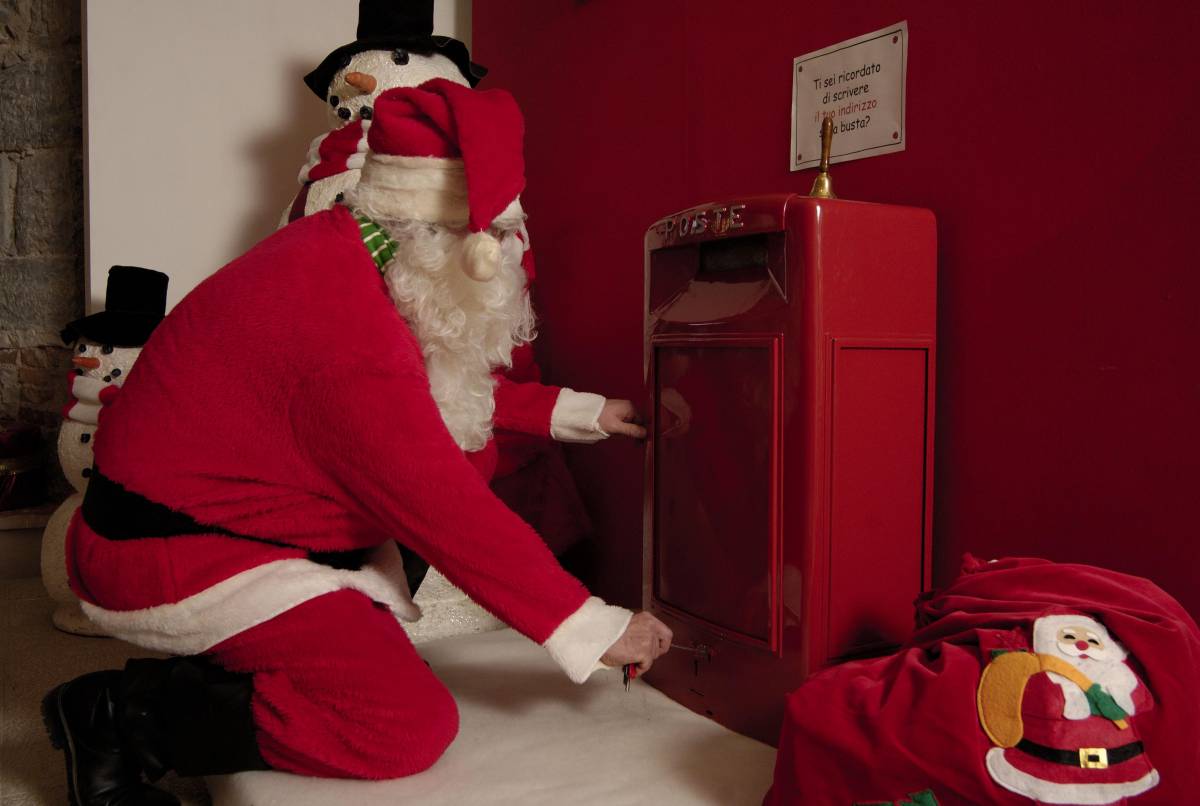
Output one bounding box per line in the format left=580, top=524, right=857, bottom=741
left=280, top=0, right=486, bottom=226
left=41, top=266, right=168, bottom=635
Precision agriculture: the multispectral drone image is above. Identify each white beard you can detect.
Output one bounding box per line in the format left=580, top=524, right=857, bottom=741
left=370, top=216, right=535, bottom=452
left=1033, top=614, right=1141, bottom=719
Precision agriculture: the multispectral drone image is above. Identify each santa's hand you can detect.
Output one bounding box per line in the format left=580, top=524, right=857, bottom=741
left=597, top=399, right=647, bottom=439
left=600, top=611, right=672, bottom=674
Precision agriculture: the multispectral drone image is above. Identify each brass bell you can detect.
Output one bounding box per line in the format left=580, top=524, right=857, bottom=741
left=809, top=116, right=837, bottom=200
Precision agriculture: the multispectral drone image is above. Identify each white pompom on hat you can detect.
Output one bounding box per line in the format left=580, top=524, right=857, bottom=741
left=354, top=78, right=526, bottom=282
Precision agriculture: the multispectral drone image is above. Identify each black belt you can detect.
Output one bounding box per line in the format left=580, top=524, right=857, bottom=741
left=81, top=467, right=367, bottom=569
left=82, top=467, right=268, bottom=542
left=1017, top=739, right=1144, bottom=769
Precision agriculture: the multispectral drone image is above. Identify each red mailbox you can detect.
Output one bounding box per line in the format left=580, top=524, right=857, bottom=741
left=642, top=193, right=936, bottom=745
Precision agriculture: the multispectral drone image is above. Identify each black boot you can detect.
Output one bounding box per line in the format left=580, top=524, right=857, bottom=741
left=42, top=671, right=178, bottom=806
left=120, top=656, right=270, bottom=778
left=43, top=656, right=271, bottom=806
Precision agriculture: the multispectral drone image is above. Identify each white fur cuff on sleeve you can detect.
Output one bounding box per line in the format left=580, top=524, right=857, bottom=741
left=550, top=389, right=608, bottom=443
left=542, top=597, right=633, bottom=684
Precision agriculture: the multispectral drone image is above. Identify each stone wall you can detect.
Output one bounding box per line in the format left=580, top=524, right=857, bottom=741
left=0, top=0, right=83, bottom=445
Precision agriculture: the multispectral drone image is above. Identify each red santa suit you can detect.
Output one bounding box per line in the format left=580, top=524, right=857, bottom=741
left=66, top=82, right=632, bottom=779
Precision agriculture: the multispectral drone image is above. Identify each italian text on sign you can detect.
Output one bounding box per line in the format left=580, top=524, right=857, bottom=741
left=791, top=21, right=908, bottom=171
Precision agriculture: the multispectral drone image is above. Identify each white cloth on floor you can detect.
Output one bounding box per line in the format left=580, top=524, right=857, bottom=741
left=208, top=627, right=776, bottom=806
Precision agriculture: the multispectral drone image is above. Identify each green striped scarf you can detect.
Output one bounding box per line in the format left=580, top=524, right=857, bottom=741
left=353, top=211, right=398, bottom=274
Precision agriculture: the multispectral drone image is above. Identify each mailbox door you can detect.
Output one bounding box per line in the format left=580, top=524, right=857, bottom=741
left=651, top=336, right=783, bottom=650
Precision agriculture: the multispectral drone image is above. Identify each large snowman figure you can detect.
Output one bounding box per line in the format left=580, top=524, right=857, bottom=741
left=41, top=266, right=168, bottom=635
left=280, top=0, right=484, bottom=226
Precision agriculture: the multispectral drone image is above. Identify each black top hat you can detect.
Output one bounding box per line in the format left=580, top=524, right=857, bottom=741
left=60, top=266, right=169, bottom=347
left=303, top=0, right=488, bottom=99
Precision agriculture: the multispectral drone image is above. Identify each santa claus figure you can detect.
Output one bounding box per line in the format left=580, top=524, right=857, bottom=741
left=981, top=614, right=1160, bottom=804
left=42, top=80, right=671, bottom=805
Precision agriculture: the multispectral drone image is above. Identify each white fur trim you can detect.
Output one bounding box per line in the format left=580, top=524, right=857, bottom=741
left=490, top=197, right=527, bottom=231
left=79, top=542, right=421, bottom=655
left=550, top=389, right=608, bottom=443
left=354, top=154, right=470, bottom=226
left=985, top=747, right=1160, bottom=804
left=461, top=231, right=500, bottom=281
left=542, top=596, right=632, bottom=684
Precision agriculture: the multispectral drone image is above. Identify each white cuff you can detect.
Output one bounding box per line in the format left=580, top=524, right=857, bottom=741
left=550, top=389, right=608, bottom=443
left=542, top=597, right=633, bottom=684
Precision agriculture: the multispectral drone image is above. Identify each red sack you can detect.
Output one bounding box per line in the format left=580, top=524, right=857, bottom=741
left=763, top=556, right=1200, bottom=805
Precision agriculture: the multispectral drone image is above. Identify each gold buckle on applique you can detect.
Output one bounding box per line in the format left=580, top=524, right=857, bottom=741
left=1079, top=747, right=1109, bottom=769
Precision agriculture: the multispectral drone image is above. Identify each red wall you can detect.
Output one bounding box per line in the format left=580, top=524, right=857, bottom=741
left=475, top=3, right=1200, bottom=616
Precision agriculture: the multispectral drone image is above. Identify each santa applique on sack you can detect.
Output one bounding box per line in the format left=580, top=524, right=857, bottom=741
left=977, top=613, right=1160, bottom=804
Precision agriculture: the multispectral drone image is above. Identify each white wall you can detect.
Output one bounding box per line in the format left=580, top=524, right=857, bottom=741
left=84, top=0, right=470, bottom=313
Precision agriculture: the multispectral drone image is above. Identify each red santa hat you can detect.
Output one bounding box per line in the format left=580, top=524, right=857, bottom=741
left=354, top=77, right=526, bottom=281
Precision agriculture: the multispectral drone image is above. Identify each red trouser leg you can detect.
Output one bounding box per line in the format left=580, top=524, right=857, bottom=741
left=208, top=589, right=459, bottom=779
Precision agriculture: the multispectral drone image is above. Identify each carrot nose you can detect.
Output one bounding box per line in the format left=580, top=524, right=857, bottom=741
left=72, top=356, right=101, bottom=369
left=344, top=71, right=377, bottom=94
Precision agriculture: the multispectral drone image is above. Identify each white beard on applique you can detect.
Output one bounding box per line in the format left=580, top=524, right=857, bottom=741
left=1032, top=614, right=1140, bottom=719
left=369, top=216, right=534, bottom=452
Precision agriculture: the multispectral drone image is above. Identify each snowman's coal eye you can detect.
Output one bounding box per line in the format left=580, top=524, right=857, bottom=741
left=393, top=48, right=409, bottom=65
left=78, top=344, right=87, bottom=353
left=360, top=106, right=373, bottom=120
left=338, top=107, right=351, bottom=121
left=102, top=345, right=114, bottom=354
left=111, top=368, right=121, bottom=377
left=329, top=95, right=340, bottom=107
left=103, top=375, right=111, bottom=382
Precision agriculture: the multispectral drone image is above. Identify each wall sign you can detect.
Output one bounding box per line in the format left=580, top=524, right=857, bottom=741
left=790, top=21, right=908, bottom=172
